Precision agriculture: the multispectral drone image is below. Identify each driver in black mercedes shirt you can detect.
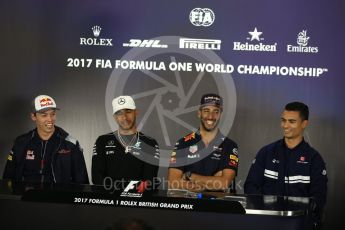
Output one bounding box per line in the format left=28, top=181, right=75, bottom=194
left=92, top=95, right=160, bottom=187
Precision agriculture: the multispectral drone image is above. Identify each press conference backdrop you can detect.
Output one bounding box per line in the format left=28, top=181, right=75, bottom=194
left=0, top=0, right=344, bottom=228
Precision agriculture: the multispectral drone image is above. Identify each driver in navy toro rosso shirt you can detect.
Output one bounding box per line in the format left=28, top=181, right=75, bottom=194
left=3, top=95, right=89, bottom=184
left=168, top=94, right=238, bottom=192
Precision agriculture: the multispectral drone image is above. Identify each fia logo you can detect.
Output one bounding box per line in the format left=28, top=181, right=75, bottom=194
left=189, top=8, right=215, bottom=27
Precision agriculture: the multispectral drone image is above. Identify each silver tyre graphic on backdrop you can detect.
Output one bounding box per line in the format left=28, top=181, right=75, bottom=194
left=106, top=36, right=236, bottom=167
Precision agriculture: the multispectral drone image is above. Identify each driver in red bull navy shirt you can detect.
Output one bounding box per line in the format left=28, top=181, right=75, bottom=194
left=168, top=94, right=238, bottom=192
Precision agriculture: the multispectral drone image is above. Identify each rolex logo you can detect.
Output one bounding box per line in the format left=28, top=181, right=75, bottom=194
left=92, top=26, right=102, bottom=37
left=80, top=25, right=112, bottom=46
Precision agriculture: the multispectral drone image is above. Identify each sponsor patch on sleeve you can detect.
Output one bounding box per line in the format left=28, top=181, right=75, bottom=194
left=154, top=145, right=160, bottom=159
left=232, top=148, right=238, bottom=155
left=92, top=144, right=98, bottom=156
left=228, top=152, right=239, bottom=167
left=229, top=160, right=238, bottom=167
left=230, top=155, right=239, bottom=162
left=184, top=132, right=195, bottom=142
left=7, top=151, right=13, bottom=161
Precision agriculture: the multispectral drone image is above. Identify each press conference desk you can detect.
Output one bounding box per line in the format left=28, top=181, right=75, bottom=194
left=0, top=180, right=314, bottom=230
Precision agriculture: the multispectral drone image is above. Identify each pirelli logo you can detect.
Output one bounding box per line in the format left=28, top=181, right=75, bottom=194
left=179, top=38, right=221, bottom=50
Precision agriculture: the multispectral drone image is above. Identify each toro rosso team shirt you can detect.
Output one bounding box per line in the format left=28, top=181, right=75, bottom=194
left=3, top=127, right=89, bottom=184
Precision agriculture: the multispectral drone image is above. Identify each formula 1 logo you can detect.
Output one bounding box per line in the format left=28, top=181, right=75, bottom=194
left=123, top=181, right=140, bottom=192
left=189, top=8, right=215, bottom=27
left=121, top=181, right=148, bottom=197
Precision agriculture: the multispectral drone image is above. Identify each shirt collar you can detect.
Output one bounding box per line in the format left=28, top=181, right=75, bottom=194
left=31, top=128, right=58, bottom=142
left=281, top=138, right=306, bottom=151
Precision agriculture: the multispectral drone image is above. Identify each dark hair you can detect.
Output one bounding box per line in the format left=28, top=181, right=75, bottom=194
left=284, top=102, right=309, bottom=120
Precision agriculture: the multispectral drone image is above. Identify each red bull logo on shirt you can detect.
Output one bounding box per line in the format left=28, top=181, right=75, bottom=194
left=184, top=132, right=195, bottom=142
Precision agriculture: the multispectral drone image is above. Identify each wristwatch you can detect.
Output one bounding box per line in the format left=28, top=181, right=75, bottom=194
left=183, top=171, right=192, bottom=181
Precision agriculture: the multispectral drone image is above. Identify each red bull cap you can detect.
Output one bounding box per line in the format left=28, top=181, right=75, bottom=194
left=32, top=95, right=59, bottom=113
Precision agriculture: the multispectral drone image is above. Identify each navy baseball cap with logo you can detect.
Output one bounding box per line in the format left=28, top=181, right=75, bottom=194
left=200, top=93, right=223, bottom=108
